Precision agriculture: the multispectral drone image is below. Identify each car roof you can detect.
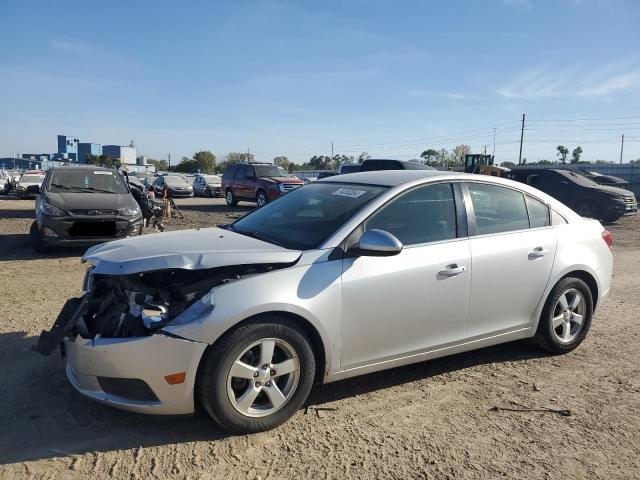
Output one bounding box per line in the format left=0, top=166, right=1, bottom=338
left=50, top=165, right=113, bottom=172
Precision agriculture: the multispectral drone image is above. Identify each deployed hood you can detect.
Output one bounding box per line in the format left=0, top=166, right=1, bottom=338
left=83, top=227, right=302, bottom=275
left=45, top=192, right=137, bottom=211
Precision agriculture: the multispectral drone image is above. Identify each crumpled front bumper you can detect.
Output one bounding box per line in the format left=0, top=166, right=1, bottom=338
left=64, top=333, right=207, bottom=415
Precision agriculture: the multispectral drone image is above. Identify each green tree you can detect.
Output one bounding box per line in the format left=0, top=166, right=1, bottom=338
left=451, top=144, right=471, bottom=164
left=501, top=161, right=516, bottom=168
left=570, top=146, right=583, bottom=164
left=630, top=159, right=640, bottom=164
left=174, top=158, right=199, bottom=173
left=216, top=152, right=255, bottom=173
left=420, top=148, right=439, bottom=165
left=309, top=155, right=333, bottom=169
left=85, top=154, right=119, bottom=169
left=146, top=158, right=168, bottom=171
left=536, top=159, right=556, bottom=165
left=357, top=152, right=370, bottom=163
left=556, top=145, right=569, bottom=163
left=273, top=156, right=290, bottom=171
left=191, top=150, right=216, bottom=173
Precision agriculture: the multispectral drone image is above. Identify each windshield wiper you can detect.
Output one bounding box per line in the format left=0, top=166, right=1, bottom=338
left=234, top=228, right=285, bottom=248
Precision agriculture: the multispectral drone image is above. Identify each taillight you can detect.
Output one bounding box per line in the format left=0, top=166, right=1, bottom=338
left=602, top=229, right=613, bottom=249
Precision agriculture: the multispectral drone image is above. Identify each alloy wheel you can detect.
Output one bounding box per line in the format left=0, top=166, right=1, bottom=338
left=257, top=192, right=266, bottom=207
left=226, top=338, right=300, bottom=418
left=551, top=288, right=586, bottom=343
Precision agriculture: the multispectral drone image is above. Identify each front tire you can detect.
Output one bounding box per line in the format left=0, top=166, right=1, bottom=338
left=256, top=190, right=267, bottom=208
left=205, top=188, right=213, bottom=198
left=533, top=277, right=593, bottom=354
left=197, top=316, right=316, bottom=433
left=225, top=189, right=238, bottom=206
left=29, top=221, right=50, bottom=253
left=575, top=200, right=600, bottom=220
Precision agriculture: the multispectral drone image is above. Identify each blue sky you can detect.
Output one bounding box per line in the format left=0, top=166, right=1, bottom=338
left=1, top=0, right=639, bottom=164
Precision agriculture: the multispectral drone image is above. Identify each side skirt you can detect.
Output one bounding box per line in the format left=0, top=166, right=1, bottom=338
left=323, top=326, right=535, bottom=384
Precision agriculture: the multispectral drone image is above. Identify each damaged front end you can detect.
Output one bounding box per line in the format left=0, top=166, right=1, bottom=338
left=36, top=262, right=288, bottom=355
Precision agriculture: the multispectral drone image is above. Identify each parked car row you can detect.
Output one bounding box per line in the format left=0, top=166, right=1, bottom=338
left=1, top=169, right=46, bottom=197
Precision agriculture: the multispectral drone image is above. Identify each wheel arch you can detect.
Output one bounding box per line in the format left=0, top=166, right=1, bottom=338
left=559, top=269, right=599, bottom=311
left=195, top=310, right=328, bottom=390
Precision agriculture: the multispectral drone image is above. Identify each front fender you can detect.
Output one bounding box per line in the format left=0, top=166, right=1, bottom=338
left=163, top=252, right=342, bottom=376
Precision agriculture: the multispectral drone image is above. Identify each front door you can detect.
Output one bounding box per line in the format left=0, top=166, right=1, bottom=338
left=340, top=182, right=471, bottom=369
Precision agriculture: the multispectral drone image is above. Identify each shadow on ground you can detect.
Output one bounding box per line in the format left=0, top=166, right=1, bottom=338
left=0, top=330, right=548, bottom=465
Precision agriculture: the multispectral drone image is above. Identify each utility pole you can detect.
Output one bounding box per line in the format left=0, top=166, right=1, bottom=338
left=168, top=153, right=171, bottom=171
left=331, top=141, right=334, bottom=157
left=620, top=134, right=624, bottom=164
left=483, top=145, right=487, bottom=155
left=518, top=114, right=525, bottom=165
left=492, top=127, right=496, bottom=156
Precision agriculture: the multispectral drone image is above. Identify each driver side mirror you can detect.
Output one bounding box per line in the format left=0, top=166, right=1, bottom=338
left=355, top=229, right=403, bottom=257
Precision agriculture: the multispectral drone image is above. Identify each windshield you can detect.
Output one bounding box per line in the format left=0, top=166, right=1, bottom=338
left=203, top=175, right=221, bottom=183
left=254, top=165, right=288, bottom=177
left=559, top=170, right=599, bottom=187
left=48, top=169, right=129, bottom=194
left=164, top=176, right=189, bottom=186
left=232, top=182, right=387, bottom=250
left=20, top=175, right=44, bottom=183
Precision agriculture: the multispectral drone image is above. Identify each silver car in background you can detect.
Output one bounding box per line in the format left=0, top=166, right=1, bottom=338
left=38, top=170, right=613, bottom=433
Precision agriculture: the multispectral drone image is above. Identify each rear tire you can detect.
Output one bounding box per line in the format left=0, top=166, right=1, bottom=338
left=197, top=316, right=315, bottom=433
left=29, top=221, right=50, bottom=254
left=533, top=277, right=593, bottom=354
left=225, top=189, right=238, bottom=206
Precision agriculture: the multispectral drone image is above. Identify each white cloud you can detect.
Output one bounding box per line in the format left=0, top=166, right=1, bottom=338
left=498, top=63, right=640, bottom=99
left=502, top=0, right=532, bottom=10
left=408, top=90, right=475, bottom=100
left=50, top=39, right=95, bottom=54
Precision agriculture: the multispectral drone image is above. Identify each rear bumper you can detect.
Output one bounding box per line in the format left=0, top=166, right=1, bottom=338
left=64, top=334, right=207, bottom=414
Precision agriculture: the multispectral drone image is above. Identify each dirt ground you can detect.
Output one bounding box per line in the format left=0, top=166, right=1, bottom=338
left=0, top=195, right=639, bottom=480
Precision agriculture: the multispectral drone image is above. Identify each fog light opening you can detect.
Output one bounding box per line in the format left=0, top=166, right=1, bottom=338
left=42, top=227, right=57, bottom=238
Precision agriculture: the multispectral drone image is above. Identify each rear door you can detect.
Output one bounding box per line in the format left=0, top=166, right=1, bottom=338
left=465, top=182, right=557, bottom=338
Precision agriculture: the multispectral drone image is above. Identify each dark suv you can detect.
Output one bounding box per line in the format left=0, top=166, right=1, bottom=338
left=509, top=168, right=637, bottom=222
left=221, top=163, right=304, bottom=207
left=359, top=158, right=435, bottom=172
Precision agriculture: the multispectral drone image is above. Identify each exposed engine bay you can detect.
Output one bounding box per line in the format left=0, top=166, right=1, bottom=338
left=36, top=262, right=289, bottom=355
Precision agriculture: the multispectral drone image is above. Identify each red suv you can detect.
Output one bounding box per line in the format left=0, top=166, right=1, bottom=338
left=222, top=163, right=304, bottom=207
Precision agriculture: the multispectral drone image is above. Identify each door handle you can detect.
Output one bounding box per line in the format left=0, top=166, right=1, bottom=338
left=528, top=247, right=549, bottom=259
left=438, top=264, right=466, bottom=277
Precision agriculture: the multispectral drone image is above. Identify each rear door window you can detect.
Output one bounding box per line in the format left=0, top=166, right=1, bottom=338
left=467, top=183, right=529, bottom=235
left=526, top=196, right=550, bottom=228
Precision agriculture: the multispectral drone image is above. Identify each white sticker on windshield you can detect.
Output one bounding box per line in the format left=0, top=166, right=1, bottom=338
left=93, top=171, right=113, bottom=175
left=331, top=188, right=367, bottom=198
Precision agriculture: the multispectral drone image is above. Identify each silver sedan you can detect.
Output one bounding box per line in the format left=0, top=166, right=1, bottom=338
left=38, top=170, right=613, bottom=433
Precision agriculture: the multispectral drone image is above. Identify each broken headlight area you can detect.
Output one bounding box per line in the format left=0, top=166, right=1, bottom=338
left=36, top=263, right=285, bottom=356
